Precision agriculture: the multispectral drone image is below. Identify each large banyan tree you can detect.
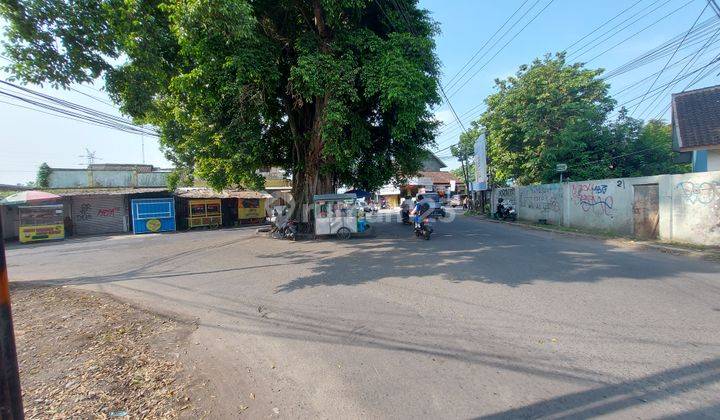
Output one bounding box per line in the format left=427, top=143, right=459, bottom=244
left=1, top=0, right=441, bottom=212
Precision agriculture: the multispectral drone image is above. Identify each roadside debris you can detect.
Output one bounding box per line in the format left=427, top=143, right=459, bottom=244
left=12, top=284, right=208, bottom=419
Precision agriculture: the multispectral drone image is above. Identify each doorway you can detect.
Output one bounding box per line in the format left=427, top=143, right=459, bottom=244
left=633, top=184, right=660, bottom=240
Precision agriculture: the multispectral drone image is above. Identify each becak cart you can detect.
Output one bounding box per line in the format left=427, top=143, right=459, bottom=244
left=312, top=193, right=367, bottom=240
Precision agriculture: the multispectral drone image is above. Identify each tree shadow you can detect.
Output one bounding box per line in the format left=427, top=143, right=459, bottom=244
left=270, top=218, right=719, bottom=293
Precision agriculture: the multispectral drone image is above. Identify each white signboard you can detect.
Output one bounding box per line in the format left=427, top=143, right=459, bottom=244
left=408, top=176, right=433, bottom=187
left=449, top=180, right=456, bottom=192
left=473, top=132, right=488, bottom=191
left=378, top=183, right=400, bottom=195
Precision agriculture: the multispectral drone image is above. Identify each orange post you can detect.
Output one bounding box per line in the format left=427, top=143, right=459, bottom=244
left=0, top=211, right=24, bottom=419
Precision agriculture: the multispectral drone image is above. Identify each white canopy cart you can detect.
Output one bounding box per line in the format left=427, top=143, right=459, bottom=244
left=312, top=193, right=360, bottom=240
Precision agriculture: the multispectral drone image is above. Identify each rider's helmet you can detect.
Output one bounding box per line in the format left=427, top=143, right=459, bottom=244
left=498, top=198, right=504, bottom=203
left=417, top=194, right=424, bottom=201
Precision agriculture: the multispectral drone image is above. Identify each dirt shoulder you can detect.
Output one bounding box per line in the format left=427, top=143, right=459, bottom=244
left=11, top=284, right=213, bottom=419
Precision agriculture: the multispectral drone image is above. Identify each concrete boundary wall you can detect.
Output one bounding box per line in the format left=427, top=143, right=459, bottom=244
left=491, top=171, right=720, bottom=246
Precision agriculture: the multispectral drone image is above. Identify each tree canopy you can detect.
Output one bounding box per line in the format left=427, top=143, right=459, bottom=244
left=1, top=0, right=441, bottom=210
left=479, top=53, right=615, bottom=185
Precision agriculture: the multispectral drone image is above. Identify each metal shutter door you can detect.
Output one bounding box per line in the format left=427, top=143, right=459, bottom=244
left=72, top=195, right=126, bottom=235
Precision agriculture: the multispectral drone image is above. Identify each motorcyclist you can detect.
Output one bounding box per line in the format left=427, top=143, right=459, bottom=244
left=410, top=194, right=431, bottom=226
left=496, top=198, right=506, bottom=217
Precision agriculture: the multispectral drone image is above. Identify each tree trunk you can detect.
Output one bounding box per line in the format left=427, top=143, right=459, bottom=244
left=290, top=95, right=333, bottom=221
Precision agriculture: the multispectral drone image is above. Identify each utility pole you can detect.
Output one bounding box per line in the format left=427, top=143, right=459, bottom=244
left=141, top=132, right=145, bottom=164
left=0, top=214, right=24, bottom=419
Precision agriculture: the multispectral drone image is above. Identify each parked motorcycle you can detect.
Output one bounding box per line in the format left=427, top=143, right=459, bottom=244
left=495, top=198, right=517, bottom=222
left=414, top=217, right=433, bottom=240
left=270, top=217, right=298, bottom=240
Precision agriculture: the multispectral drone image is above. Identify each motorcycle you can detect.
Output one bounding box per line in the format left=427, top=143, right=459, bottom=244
left=495, top=205, right=517, bottom=221
left=270, top=217, right=298, bottom=240
left=414, top=217, right=433, bottom=240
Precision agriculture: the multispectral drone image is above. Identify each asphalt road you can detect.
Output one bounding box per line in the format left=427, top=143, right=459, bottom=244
left=6, top=212, right=720, bottom=419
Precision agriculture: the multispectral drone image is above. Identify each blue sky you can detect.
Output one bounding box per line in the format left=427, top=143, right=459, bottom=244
left=1, top=0, right=717, bottom=184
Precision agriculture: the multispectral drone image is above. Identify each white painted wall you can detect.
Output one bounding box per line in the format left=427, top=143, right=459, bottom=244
left=491, top=171, right=720, bottom=246
left=518, top=184, right=563, bottom=225
left=707, top=150, right=720, bottom=172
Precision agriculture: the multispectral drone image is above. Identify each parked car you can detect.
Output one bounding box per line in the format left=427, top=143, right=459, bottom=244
left=449, top=194, right=462, bottom=207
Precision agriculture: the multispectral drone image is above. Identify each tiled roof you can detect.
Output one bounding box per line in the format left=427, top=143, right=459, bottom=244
left=672, top=84, right=720, bottom=150
left=420, top=171, right=464, bottom=184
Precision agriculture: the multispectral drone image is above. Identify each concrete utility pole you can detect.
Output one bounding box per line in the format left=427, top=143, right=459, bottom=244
left=0, top=214, right=24, bottom=419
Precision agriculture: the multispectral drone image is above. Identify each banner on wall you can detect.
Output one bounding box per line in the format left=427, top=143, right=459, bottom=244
left=238, top=198, right=267, bottom=220
left=474, top=133, right=488, bottom=191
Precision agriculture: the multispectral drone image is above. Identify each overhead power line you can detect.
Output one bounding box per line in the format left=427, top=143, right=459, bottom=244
left=630, top=2, right=711, bottom=116
left=443, top=0, right=540, bottom=93
left=583, top=0, right=696, bottom=64
left=374, top=0, right=472, bottom=156
left=0, top=79, right=158, bottom=137
left=636, top=27, right=720, bottom=119
left=564, top=0, right=646, bottom=52
left=567, top=0, right=670, bottom=60
left=446, top=0, right=556, bottom=99
left=443, top=0, right=533, bottom=89
left=604, top=17, right=720, bottom=79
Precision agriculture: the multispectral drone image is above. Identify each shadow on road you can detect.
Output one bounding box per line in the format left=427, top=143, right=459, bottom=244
left=476, top=357, right=720, bottom=419
left=269, top=218, right=719, bottom=293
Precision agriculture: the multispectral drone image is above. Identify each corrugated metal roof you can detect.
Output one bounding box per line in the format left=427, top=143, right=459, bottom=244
left=174, top=188, right=272, bottom=199
left=49, top=187, right=169, bottom=196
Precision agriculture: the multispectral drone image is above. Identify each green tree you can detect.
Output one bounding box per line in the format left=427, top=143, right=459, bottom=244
left=479, top=52, right=615, bottom=185
left=36, top=162, right=51, bottom=188
left=1, top=0, right=441, bottom=214
left=602, top=109, right=689, bottom=178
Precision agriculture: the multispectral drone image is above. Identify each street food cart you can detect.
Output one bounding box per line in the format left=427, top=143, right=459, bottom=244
left=187, top=199, right=222, bottom=228
left=131, top=198, right=176, bottom=234
left=18, top=205, right=65, bottom=243
left=312, top=193, right=365, bottom=240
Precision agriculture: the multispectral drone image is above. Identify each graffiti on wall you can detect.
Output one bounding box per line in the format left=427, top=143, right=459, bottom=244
left=76, top=203, right=92, bottom=221
left=75, top=202, right=122, bottom=222
left=97, top=207, right=121, bottom=217
left=519, top=186, right=561, bottom=213
left=676, top=181, right=720, bottom=205
left=496, top=188, right=516, bottom=207
left=571, top=183, right=614, bottom=216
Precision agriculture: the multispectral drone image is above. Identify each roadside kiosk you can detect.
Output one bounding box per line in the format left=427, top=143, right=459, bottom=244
left=131, top=198, right=176, bottom=234
left=187, top=199, right=222, bottom=228
left=312, top=193, right=362, bottom=240
left=18, top=205, right=65, bottom=243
